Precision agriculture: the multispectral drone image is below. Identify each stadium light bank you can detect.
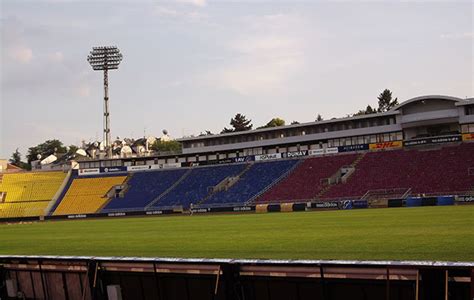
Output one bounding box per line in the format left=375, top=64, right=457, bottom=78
left=87, top=46, right=123, bottom=157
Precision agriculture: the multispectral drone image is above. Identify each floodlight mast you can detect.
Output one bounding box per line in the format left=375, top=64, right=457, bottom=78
left=87, top=46, right=123, bottom=157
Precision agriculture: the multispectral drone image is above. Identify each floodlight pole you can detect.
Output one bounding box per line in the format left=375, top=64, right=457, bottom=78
left=103, top=68, right=110, bottom=157
left=87, top=46, right=122, bottom=158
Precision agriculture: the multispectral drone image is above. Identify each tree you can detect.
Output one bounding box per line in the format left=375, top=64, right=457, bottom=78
left=9, top=149, right=22, bottom=166
left=26, top=139, right=67, bottom=163
left=315, top=114, right=324, bottom=122
left=258, top=117, right=285, bottom=129
left=198, top=130, right=214, bottom=137
left=290, top=121, right=300, bottom=125
left=377, top=89, right=399, bottom=112
left=353, top=105, right=376, bottom=116
left=353, top=89, right=399, bottom=116
left=9, top=149, right=30, bottom=170
left=150, top=140, right=182, bottom=153
left=221, top=113, right=253, bottom=133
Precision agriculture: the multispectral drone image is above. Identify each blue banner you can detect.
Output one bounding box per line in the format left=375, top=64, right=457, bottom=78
left=337, top=144, right=369, bottom=153
left=100, top=166, right=127, bottom=173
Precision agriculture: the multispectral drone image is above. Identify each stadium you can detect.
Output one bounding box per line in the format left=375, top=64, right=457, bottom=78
left=1, top=1, right=474, bottom=299
left=1, top=93, right=474, bottom=299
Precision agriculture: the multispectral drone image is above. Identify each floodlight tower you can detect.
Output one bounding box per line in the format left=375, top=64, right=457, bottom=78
left=87, top=46, right=123, bottom=157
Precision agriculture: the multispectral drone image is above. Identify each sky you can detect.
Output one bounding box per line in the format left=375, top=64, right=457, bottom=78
left=0, top=0, right=473, bottom=159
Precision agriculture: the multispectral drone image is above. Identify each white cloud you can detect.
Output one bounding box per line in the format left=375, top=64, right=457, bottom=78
left=8, top=45, right=33, bottom=64
left=204, top=14, right=307, bottom=95
left=48, top=51, right=64, bottom=63
left=440, top=32, right=474, bottom=39
left=175, top=0, right=206, bottom=7
left=152, top=5, right=206, bottom=21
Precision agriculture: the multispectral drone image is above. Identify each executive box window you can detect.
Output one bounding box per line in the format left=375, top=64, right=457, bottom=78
left=465, top=106, right=474, bottom=116
left=462, top=124, right=474, bottom=133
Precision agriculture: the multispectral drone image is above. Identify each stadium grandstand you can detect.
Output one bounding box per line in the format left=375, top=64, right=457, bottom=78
left=1, top=95, right=474, bottom=219
left=0, top=171, right=66, bottom=218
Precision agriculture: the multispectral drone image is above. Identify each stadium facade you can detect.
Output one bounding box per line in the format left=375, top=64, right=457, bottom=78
left=1, top=94, right=474, bottom=221
left=77, top=95, right=474, bottom=169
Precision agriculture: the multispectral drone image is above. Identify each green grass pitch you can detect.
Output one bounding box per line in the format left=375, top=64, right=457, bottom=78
left=0, top=206, right=473, bottom=261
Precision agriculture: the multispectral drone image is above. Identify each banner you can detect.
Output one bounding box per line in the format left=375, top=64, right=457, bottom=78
left=340, top=200, right=353, bottom=209
left=312, top=202, right=338, bottom=209
left=233, top=156, right=254, bottom=163
left=162, top=163, right=181, bottom=169
left=456, top=195, right=474, bottom=202
left=462, top=133, right=474, bottom=141
left=404, top=135, right=461, bottom=147
left=352, top=200, right=368, bottom=209
left=255, top=153, right=282, bottom=161
left=78, top=168, right=100, bottom=176
left=338, top=144, right=369, bottom=153
left=282, top=150, right=308, bottom=158
left=100, top=166, right=127, bottom=173
left=308, top=149, right=325, bottom=156
left=127, top=165, right=153, bottom=172
left=369, top=141, right=403, bottom=150
left=325, top=147, right=339, bottom=154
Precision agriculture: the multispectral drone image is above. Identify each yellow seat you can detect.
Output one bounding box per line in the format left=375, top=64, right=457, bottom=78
left=53, top=176, right=126, bottom=215
left=0, top=172, right=66, bottom=202
left=0, top=201, right=49, bottom=218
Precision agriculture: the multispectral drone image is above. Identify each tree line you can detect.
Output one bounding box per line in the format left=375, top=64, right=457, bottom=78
left=201, top=89, right=398, bottom=135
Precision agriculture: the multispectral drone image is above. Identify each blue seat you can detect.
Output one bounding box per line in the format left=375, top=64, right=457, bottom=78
left=152, top=164, right=246, bottom=209
left=103, top=169, right=187, bottom=211
left=206, top=160, right=299, bottom=205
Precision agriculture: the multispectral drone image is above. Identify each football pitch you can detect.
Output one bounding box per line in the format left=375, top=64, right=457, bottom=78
left=0, top=206, right=473, bottom=261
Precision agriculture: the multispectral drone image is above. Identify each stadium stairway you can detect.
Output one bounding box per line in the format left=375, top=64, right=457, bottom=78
left=197, top=162, right=253, bottom=206
left=314, top=152, right=366, bottom=200
left=245, top=159, right=303, bottom=205
left=151, top=164, right=247, bottom=209
left=52, top=175, right=127, bottom=215
left=44, top=169, right=73, bottom=215
left=323, top=143, right=474, bottom=199
left=144, top=168, right=193, bottom=210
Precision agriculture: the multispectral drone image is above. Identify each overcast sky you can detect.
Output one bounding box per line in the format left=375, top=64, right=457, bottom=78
left=1, top=0, right=473, bottom=159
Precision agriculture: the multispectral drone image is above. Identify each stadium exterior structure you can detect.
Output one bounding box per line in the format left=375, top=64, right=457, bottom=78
left=75, top=95, right=474, bottom=171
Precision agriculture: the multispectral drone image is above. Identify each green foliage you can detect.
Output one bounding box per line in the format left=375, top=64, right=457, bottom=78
left=9, top=148, right=30, bottom=170
left=26, top=139, right=67, bottom=163
left=199, top=130, right=214, bottom=137
left=258, top=117, right=285, bottom=129
left=9, top=149, right=21, bottom=166
left=221, top=113, right=253, bottom=133
left=0, top=206, right=472, bottom=261
left=315, top=114, right=324, bottom=121
left=353, top=89, right=398, bottom=116
left=353, top=105, right=376, bottom=116
left=377, top=89, right=399, bottom=112
left=151, top=140, right=182, bottom=153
